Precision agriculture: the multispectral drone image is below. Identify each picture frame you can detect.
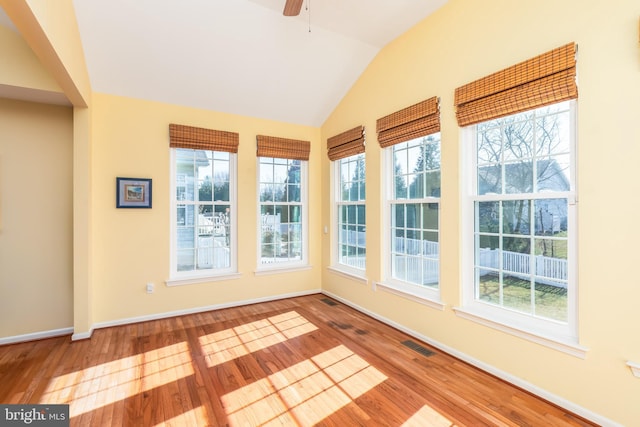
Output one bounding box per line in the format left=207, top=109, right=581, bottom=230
left=116, top=177, right=152, bottom=208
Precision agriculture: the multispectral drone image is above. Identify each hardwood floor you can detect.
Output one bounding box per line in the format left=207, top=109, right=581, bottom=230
left=0, top=294, right=596, bottom=426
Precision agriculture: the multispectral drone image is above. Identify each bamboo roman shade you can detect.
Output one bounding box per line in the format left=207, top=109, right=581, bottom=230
left=326, top=125, right=365, bottom=161
left=256, top=135, right=311, bottom=161
left=376, top=97, right=440, bottom=148
left=454, top=42, right=578, bottom=127
left=169, top=123, right=239, bottom=153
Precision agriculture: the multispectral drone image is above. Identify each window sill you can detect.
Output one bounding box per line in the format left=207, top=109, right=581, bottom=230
left=374, top=282, right=445, bottom=311
left=327, top=266, right=368, bottom=285
left=166, top=272, right=242, bottom=287
left=254, top=264, right=312, bottom=276
left=453, top=306, right=588, bottom=359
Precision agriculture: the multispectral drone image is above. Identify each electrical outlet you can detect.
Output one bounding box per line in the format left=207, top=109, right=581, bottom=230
left=146, top=283, right=155, bottom=294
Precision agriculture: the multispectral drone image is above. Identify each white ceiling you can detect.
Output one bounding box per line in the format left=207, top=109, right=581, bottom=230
left=2, top=0, right=447, bottom=126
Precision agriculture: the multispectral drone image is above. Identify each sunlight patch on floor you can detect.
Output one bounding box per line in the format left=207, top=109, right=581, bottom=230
left=40, top=342, right=193, bottom=418
left=401, top=404, right=454, bottom=427
left=222, top=344, right=387, bottom=426
left=199, top=310, right=318, bottom=367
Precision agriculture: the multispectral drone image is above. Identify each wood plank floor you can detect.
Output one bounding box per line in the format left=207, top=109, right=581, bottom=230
left=0, top=294, right=597, bottom=426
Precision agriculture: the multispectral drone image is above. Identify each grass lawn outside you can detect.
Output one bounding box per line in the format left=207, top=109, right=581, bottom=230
left=479, top=273, right=567, bottom=321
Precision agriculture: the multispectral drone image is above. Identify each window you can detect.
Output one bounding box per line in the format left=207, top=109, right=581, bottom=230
left=168, top=123, right=239, bottom=285
left=336, top=154, right=366, bottom=271
left=463, top=101, right=576, bottom=341
left=375, top=97, right=441, bottom=302
left=454, top=44, right=581, bottom=351
left=386, top=134, right=441, bottom=299
left=171, top=148, right=237, bottom=279
left=258, top=157, right=307, bottom=267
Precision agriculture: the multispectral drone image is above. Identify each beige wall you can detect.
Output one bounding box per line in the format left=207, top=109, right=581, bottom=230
left=321, top=0, right=640, bottom=425
left=90, top=93, right=322, bottom=324
left=0, top=98, right=73, bottom=337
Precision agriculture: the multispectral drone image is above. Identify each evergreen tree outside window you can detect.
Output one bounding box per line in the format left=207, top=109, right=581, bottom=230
left=258, top=157, right=306, bottom=266
left=387, top=133, right=441, bottom=298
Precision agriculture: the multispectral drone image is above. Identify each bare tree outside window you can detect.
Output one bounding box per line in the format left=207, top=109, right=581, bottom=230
left=474, top=102, right=572, bottom=322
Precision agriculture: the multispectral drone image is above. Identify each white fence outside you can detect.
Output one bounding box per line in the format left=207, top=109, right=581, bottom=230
left=340, top=232, right=567, bottom=288
left=196, top=236, right=230, bottom=269
left=477, top=248, right=567, bottom=287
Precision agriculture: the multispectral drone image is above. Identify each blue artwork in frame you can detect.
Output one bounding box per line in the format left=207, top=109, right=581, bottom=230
left=116, top=177, right=152, bottom=208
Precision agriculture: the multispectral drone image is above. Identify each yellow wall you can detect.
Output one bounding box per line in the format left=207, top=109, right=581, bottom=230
left=321, top=0, right=640, bottom=425
left=90, top=93, right=322, bottom=323
left=0, top=24, right=61, bottom=94
left=0, top=98, right=73, bottom=337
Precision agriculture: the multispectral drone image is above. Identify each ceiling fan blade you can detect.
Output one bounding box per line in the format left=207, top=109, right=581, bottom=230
left=283, top=0, right=303, bottom=16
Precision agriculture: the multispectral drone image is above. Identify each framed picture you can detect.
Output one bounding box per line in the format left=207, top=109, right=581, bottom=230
left=116, top=177, right=152, bottom=208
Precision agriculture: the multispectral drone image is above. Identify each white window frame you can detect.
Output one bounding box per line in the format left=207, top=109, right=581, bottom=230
left=378, top=134, right=442, bottom=307
left=330, top=154, right=366, bottom=279
left=255, top=157, right=309, bottom=273
left=457, top=100, right=583, bottom=355
left=167, top=148, right=239, bottom=286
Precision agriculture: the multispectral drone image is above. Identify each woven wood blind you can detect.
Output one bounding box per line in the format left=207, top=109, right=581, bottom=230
left=454, top=43, right=577, bottom=127
left=376, top=97, right=440, bottom=148
left=327, top=126, right=365, bottom=161
left=256, top=135, right=311, bottom=161
left=169, top=123, right=239, bottom=153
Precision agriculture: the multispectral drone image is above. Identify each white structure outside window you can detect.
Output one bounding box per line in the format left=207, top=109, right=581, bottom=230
left=169, top=148, right=237, bottom=283
left=258, top=157, right=308, bottom=269
left=461, top=101, right=577, bottom=345
left=384, top=134, right=441, bottom=301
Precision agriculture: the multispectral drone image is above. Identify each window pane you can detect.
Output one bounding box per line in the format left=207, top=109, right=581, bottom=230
left=392, top=204, right=403, bottom=228
left=357, top=205, right=366, bottom=227
left=177, top=227, right=194, bottom=249
left=478, top=164, right=502, bottom=195
left=477, top=127, right=501, bottom=164
left=213, top=181, right=229, bottom=202
left=533, top=278, right=567, bottom=321
left=177, top=249, right=195, bottom=272
left=477, top=236, right=499, bottom=269
left=504, top=161, right=533, bottom=194
left=536, top=111, right=570, bottom=156
left=425, top=171, right=441, bottom=197
left=502, top=273, right=532, bottom=314
left=477, top=201, right=499, bottom=233
left=395, top=174, right=408, bottom=199
left=537, top=155, right=570, bottom=192
left=534, top=199, right=567, bottom=236
left=502, top=200, right=530, bottom=235
left=289, top=205, right=301, bottom=223
left=503, top=119, right=533, bottom=162
left=477, top=268, right=499, bottom=303
left=422, top=203, right=438, bottom=230
left=408, top=173, right=424, bottom=199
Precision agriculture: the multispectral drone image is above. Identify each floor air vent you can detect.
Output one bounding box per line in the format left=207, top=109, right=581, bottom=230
left=321, top=298, right=338, bottom=306
left=401, top=340, right=435, bottom=357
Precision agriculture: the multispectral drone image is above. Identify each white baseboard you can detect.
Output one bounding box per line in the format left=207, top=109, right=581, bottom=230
left=321, top=290, right=622, bottom=427
left=0, top=327, right=73, bottom=346
left=91, top=288, right=322, bottom=332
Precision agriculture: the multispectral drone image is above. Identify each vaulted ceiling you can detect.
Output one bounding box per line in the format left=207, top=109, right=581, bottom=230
left=1, top=0, right=447, bottom=126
